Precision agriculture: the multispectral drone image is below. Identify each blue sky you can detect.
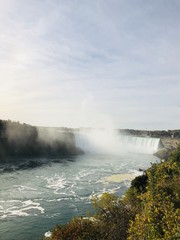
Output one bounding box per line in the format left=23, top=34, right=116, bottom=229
left=0, top=0, right=180, bottom=129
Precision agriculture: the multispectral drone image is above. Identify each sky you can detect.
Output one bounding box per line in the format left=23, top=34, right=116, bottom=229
left=0, top=0, right=180, bottom=130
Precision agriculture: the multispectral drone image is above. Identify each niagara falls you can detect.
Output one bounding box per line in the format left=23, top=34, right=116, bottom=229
left=0, top=0, right=180, bottom=239
left=0, top=126, right=162, bottom=240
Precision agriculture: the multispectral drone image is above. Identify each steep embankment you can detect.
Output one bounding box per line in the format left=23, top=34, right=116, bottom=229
left=161, top=137, right=180, bottom=149
left=155, top=138, right=180, bottom=159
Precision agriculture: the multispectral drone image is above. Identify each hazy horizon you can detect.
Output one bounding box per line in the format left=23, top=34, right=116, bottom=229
left=0, top=1, right=180, bottom=130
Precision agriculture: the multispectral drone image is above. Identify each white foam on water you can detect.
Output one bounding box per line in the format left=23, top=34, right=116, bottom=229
left=128, top=169, right=144, bottom=176
left=46, top=174, right=66, bottom=189
left=44, top=174, right=76, bottom=195
left=123, top=181, right=132, bottom=188
left=10, top=210, right=29, bottom=217
left=0, top=199, right=44, bottom=219
left=49, top=212, right=61, bottom=218
left=78, top=169, right=96, bottom=178
left=1, top=214, right=8, bottom=220
left=22, top=200, right=44, bottom=213
left=8, top=200, right=22, bottom=203
left=13, top=185, right=37, bottom=192
left=44, top=231, right=52, bottom=237
left=46, top=177, right=66, bottom=189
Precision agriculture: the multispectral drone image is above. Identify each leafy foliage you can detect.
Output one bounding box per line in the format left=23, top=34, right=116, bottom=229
left=44, top=193, right=132, bottom=240
left=47, top=218, right=102, bottom=240
left=130, top=173, right=148, bottom=194
left=92, top=193, right=132, bottom=239
left=44, top=146, right=180, bottom=240
left=127, top=146, right=180, bottom=239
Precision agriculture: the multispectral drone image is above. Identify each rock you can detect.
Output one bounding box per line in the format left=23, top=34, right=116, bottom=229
left=154, top=148, right=173, bottom=160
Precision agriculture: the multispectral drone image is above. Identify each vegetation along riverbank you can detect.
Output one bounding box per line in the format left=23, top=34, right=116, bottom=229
left=43, top=145, right=180, bottom=240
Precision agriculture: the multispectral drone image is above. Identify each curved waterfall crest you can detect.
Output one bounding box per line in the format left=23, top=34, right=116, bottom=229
left=75, top=130, right=160, bottom=155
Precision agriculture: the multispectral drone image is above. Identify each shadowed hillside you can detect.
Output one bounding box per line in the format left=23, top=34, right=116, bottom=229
left=0, top=120, right=82, bottom=164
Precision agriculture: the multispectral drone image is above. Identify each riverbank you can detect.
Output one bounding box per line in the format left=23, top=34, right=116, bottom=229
left=43, top=145, right=180, bottom=240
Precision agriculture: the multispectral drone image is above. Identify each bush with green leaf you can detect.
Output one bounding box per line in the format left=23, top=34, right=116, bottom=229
left=127, top=146, right=180, bottom=240
left=44, top=146, right=180, bottom=240
left=92, top=192, right=133, bottom=240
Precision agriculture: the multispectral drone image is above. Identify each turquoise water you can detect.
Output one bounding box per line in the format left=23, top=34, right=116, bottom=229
left=0, top=153, right=158, bottom=240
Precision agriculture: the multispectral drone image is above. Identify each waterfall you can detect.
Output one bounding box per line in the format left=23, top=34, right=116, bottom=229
left=75, top=130, right=160, bottom=155
left=117, top=135, right=160, bottom=154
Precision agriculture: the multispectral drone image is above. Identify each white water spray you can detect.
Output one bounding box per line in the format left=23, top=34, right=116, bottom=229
left=75, top=130, right=160, bottom=155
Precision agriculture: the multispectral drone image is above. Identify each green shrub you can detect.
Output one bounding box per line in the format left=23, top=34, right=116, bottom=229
left=44, top=146, right=180, bottom=240
left=92, top=192, right=133, bottom=240
left=127, top=146, right=180, bottom=239
left=49, top=218, right=102, bottom=240
left=130, top=173, right=148, bottom=194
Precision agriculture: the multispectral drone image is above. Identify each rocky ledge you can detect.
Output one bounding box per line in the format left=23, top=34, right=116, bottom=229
left=154, top=138, right=180, bottom=160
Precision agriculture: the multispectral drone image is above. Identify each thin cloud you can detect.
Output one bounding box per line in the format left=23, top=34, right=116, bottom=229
left=0, top=0, right=179, bottom=129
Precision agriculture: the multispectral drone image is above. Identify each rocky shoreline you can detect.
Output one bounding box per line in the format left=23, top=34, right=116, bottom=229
left=154, top=137, right=180, bottom=159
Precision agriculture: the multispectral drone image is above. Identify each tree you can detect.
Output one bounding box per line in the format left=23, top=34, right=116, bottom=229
left=92, top=193, right=132, bottom=240
left=127, top=148, right=180, bottom=240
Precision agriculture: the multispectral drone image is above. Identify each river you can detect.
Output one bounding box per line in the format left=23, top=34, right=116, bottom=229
left=0, top=132, right=160, bottom=240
